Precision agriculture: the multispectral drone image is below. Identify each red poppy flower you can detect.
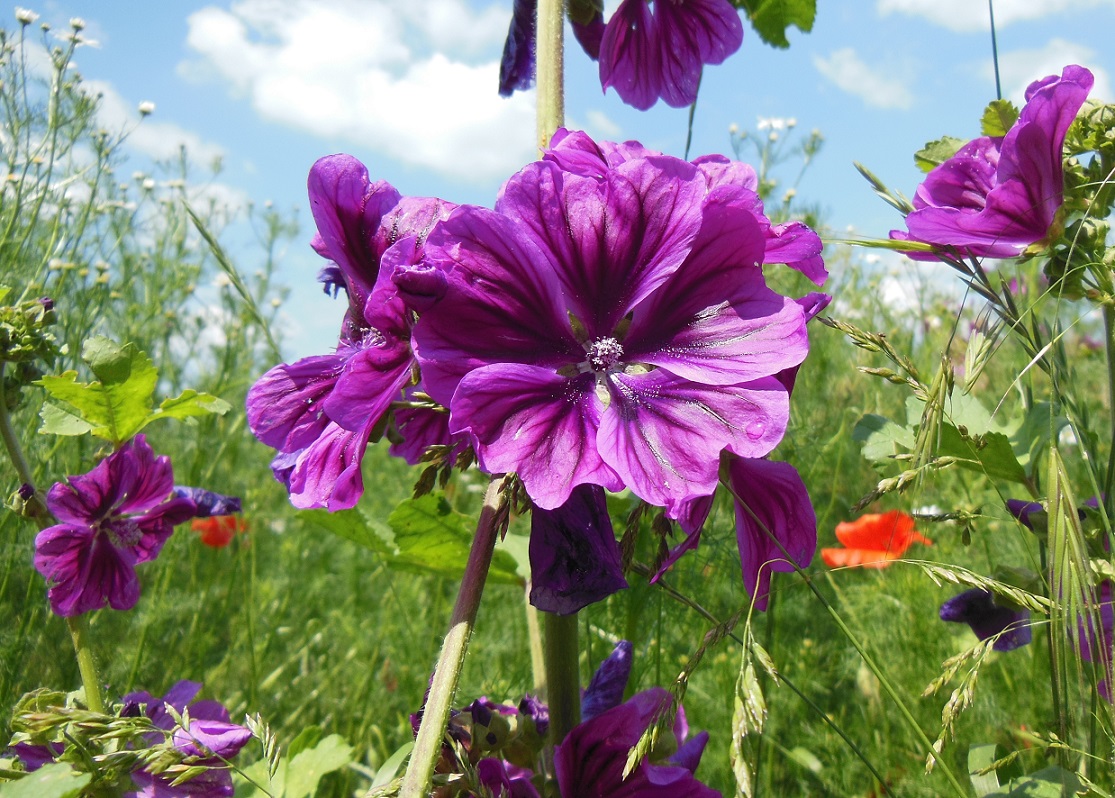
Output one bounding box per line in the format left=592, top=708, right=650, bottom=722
left=191, top=516, right=247, bottom=548
left=820, top=510, right=930, bottom=569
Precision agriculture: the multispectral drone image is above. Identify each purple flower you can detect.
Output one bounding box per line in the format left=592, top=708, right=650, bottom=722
left=33, top=435, right=197, bottom=617
left=554, top=641, right=719, bottom=797
left=477, top=758, right=541, bottom=798
left=893, top=65, right=1092, bottom=259
left=529, top=484, right=628, bottom=614
left=246, top=155, right=452, bottom=510
left=123, top=681, right=251, bottom=798
left=170, top=487, right=241, bottom=518
left=598, top=0, right=743, bottom=110
left=940, top=588, right=1032, bottom=652
left=412, top=131, right=815, bottom=513
left=658, top=456, right=817, bottom=611
left=498, top=0, right=535, bottom=96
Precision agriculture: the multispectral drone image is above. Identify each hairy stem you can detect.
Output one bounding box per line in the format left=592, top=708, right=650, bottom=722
left=535, top=0, right=564, bottom=153
left=399, top=474, right=509, bottom=798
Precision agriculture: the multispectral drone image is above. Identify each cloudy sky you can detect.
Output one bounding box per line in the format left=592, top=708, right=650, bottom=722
left=22, top=0, right=1115, bottom=357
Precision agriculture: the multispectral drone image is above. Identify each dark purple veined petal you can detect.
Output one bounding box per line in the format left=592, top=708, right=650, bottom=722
left=34, top=525, right=139, bottom=616
left=450, top=364, right=622, bottom=510
left=498, top=0, right=536, bottom=97
left=529, top=485, right=628, bottom=614
left=725, top=457, right=816, bottom=611
left=285, top=421, right=374, bottom=511
left=599, top=371, right=790, bottom=512
left=571, top=7, right=605, bottom=60
left=246, top=353, right=347, bottom=453
left=110, top=435, right=176, bottom=516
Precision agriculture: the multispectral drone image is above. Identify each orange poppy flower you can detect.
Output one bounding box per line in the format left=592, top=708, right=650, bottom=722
left=821, top=510, right=930, bottom=569
left=191, top=515, right=247, bottom=548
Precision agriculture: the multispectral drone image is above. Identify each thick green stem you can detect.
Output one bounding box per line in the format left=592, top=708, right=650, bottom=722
left=399, top=474, right=509, bottom=798
left=67, top=616, right=104, bottom=713
left=535, top=0, right=564, bottom=152
left=543, top=611, right=581, bottom=753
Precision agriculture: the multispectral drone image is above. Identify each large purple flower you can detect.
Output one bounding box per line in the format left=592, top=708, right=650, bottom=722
left=554, top=641, right=719, bottom=797
left=33, top=435, right=197, bottom=617
left=893, top=65, right=1092, bottom=259
left=599, top=0, right=743, bottom=110
left=412, top=132, right=813, bottom=512
left=246, top=155, right=452, bottom=510
left=123, top=680, right=252, bottom=798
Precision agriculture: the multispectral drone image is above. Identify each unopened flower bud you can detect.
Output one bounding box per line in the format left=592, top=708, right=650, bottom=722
left=38, top=296, right=54, bottom=311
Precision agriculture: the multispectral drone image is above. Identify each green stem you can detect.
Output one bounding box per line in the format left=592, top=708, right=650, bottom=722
left=525, top=583, right=546, bottom=696
left=399, top=474, right=509, bottom=798
left=535, top=0, right=564, bottom=152
left=544, top=611, right=581, bottom=753
left=66, top=616, right=104, bottom=713
left=0, top=363, right=46, bottom=518
left=1102, top=305, right=1115, bottom=521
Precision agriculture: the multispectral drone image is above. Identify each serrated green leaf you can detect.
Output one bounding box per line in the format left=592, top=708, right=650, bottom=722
left=284, top=734, right=353, bottom=798
left=300, top=508, right=396, bottom=556
left=981, top=99, right=1020, bottom=138
left=937, top=425, right=1027, bottom=483
left=733, top=0, right=815, bottom=48
left=915, top=136, right=966, bottom=172
left=389, top=494, right=523, bottom=585
left=0, top=762, right=91, bottom=798
left=152, top=389, right=232, bottom=422
left=853, top=414, right=915, bottom=462
left=38, top=402, right=95, bottom=436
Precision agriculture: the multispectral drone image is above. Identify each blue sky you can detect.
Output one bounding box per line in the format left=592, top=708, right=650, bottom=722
left=22, top=0, right=1115, bottom=358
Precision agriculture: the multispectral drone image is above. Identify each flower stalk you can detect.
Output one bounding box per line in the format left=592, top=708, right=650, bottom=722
left=399, top=473, right=510, bottom=798
left=535, top=0, right=564, bottom=154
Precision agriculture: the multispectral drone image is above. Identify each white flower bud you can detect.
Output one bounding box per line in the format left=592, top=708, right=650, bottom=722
left=69, top=17, right=84, bottom=30
left=137, top=101, right=155, bottom=116
left=15, top=8, right=38, bottom=25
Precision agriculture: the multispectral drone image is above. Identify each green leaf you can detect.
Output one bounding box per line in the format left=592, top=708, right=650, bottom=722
left=370, top=742, right=413, bottom=789
left=287, top=726, right=323, bottom=759
left=914, top=136, right=966, bottom=172
left=0, top=763, right=91, bottom=798
left=284, top=734, right=354, bottom=798
left=1009, top=402, right=1069, bottom=476
left=152, top=389, right=231, bottom=423
left=989, top=765, right=1083, bottom=796
left=853, top=414, right=915, bottom=462
left=968, top=743, right=1001, bottom=795
left=38, top=402, right=95, bottom=436
left=733, top=0, right=815, bottom=48
left=937, top=425, right=1027, bottom=484
left=299, top=508, right=396, bottom=557
left=981, top=99, right=1020, bottom=138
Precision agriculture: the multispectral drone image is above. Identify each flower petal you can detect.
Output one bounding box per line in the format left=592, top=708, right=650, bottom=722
left=35, top=525, right=138, bottom=616
left=246, top=353, right=346, bottom=452
left=498, top=0, right=536, bottom=96
left=581, top=640, right=633, bottom=721
left=530, top=485, right=628, bottom=615
left=286, top=422, right=373, bottom=511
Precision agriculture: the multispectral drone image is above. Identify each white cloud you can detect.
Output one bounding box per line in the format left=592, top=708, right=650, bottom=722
left=84, top=79, right=227, bottom=166
left=583, top=109, right=621, bottom=140
left=877, top=0, right=1107, bottom=33
left=180, top=0, right=537, bottom=182
left=993, top=40, right=1112, bottom=104
left=812, top=48, right=914, bottom=110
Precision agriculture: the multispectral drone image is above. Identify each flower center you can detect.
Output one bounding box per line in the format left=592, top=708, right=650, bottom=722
left=105, top=518, right=143, bottom=548
left=586, top=337, right=624, bottom=372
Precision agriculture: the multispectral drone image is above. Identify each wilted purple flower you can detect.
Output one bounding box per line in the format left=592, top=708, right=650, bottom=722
left=598, top=0, right=743, bottom=110
left=171, top=486, right=241, bottom=518
left=893, top=65, right=1093, bottom=259
left=554, top=641, right=719, bottom=797
left=940, top=588, right=1032, bottom=652
left=123, top=680, right=251, bottom=798
left=412, top=131, right=815, bottom=513
left=246, top=155, right=452, bottom=510
left=498, top=0, right=535, bottom=96
left=658, top=456, right=817, bottom=611
left=529, top=484, right=628, bottom=614
left=33, top=435, right=196, bottom=617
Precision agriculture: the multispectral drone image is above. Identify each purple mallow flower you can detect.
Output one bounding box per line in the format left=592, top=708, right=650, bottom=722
left=411, top=130, right=816, bottom=513
left=529, top=484, right=628, bottom=614
left=123, top=680, right=252, bottom=798
left=893, top=65, right=1093, bottom=259
left=171, top=486, right=241, bottom=518
left=245, top=155, right=453, bottom=510
left=33, top=435, right=197, bottom=617
left=598, top=0, right=743, bottom=110
left=498, top=0, right=536, bottom=96
left=940, top=588, right=1032, bottom=652
left=554, top=640, right=719, bottom=797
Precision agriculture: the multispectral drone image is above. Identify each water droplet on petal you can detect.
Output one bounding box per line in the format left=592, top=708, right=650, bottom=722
left=745, top=421, right=765, bottom=440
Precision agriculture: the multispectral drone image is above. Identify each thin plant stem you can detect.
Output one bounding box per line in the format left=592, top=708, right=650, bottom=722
left=535, top=0, right=564, bottom=153
left=0, top=363, right=46, bottom=518
left=988, top=0, right=1002, bottom=101
left=525, top=582, right=546, bottom=695
left=399, top=474, right=509, bottom=798
left=1103, top=305, right=1115, bottom=520
left=66, top=616, right=104, bottom=714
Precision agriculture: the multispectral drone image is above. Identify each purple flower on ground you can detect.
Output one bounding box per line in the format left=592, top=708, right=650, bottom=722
left=598, top=0, right=743, bottom=110
left=893, top=65, right=1093, bottom=259
left=33, top=435, right=196, bottom=617
left=529, top=484, right=628, bottom=614
left=657, top=456, right=817, bottom=611
left=245, top=155, right=452, bottom=510
left=940, top=588, right=1032, bottom=652
left=411, top=131, right=815, bottom=513
left=123, top=680, right=251, bottom=798
left=554, top=641, right=719, bottom=797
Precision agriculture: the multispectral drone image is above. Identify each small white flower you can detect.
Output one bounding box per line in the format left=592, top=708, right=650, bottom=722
left=141, top=178, right=155, bottom=191
left=214, top=273, right=232, bottom=288
left=15, top=8, right=38, bottom=25
left=137, top=101, right=155, bottom=116
left=270, top=297, right=282, bottom=308
left=728, top=122, right=739, bottom=135
left=69, top=17, right=84, bottom=30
